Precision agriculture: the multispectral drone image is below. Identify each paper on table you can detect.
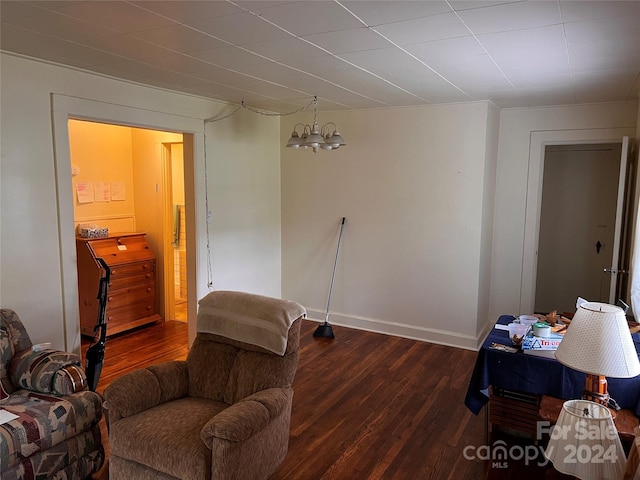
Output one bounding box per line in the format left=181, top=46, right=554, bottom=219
left=0, top=409, right=18, bottom=425
left=494, top=324, right=509, bottom=331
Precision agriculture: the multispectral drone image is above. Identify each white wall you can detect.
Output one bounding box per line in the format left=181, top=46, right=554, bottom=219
left=206, top=108, right=282, bottom=297
left=281, top=102, right=498, bottom=349
left=478, top=103, right=500, bottom=336
left=69, top=120, right=137, bottom=233
left=491, top=101, right=638, bottom=322
left=0, top=53, right=281, bottom=351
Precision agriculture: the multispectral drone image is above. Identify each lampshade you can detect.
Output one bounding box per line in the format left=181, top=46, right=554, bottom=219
left=304, top=122, right=324, bottom=148
left=544, top=399, right=626, bottom=480
left=286, top=130, right=303, bottom=148
left=326, top=130, right=346, bottom=149
left=554, top=302, right=640, bottom=378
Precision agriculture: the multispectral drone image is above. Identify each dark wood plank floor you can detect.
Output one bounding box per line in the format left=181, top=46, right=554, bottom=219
left=83, top=319, right=492, bottom=479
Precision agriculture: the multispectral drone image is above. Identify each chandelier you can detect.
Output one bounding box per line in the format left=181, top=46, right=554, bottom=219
left=286, top=97, right=346, bottom=153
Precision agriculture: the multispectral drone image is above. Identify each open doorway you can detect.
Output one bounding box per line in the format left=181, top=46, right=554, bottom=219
left=68, top=119, right=188, bottom=334
left=164, top=142, right=188, bottom=323
left=535, top=143, right=623, bottom=314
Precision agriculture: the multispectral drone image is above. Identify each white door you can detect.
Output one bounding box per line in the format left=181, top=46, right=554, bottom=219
left=607, top=136, right=630, bottom=303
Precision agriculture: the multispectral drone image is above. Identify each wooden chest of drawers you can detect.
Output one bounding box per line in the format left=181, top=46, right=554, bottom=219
left=76, top=233, right=162, bottom=337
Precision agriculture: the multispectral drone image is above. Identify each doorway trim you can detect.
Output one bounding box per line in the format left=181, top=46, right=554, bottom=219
left=520, top=127, right=636, bottom=314
left=51, top=93, right=204, bottom=353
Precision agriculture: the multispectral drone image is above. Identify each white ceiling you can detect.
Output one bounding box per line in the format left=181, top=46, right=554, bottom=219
left=2, top=0, right=640, bottom=112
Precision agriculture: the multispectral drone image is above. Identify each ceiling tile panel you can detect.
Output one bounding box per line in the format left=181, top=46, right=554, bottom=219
left=564, top=16, right=640, bottom=72
left=190, top=68, right=309, bottom=100
left=572, top=70, right=640, bottom=102
left=56, top=1, right=176, bottom=33
left=130, top=1, right=242, bottom=24
left=284, top=55, right=360, bottom=76
left=142, top=54, right=224, bottom=74
left=559, top=0, right=640, bottom=22
left=88, top=60, right=177, bottom=81
left=311, top=88, right=411, bottom=108
left=190, top=46, right=273, bottom=69
left=424, top=54, right=513, bottom=93
left=373, top=12, right=470, bottom=45
left=241, top=37, right=327, bottom=63
left=192, top=11, right=291, bottom=45
left=0, top=1, right=54, bottom=21
left=27, top=1, right=102, bottom=12
left=233, top=2, right=298, bottom=15
left=509, top=72, right=573, bottom=89
left=338, top=47, right=468, bottom=99
left=456, top=1, right=561, bottom=34
left=4, top=7, right=119, bottom=40
left=302, top=27, right=392, bottom=54
left=478, top=25, right=571, bottom=81
left=341, top=1, right=451, bottom=26
left=405, top=36, right=487, bottom=63
left=524, top=90, right=577, bottom=107
left=231, top=61, right=318, bottom=87
left=573, top=72, right=639, bottom=99
left=450, top=1, right=526, bottom=11
left=255, top=1, right=363, bottom=36
left=131, top=25, right=228, bottom=53
left=211, top=77, right=308, bottom=101
left=0, top=23, right=121, bottom=67
left=81, top=34, right=176, bottom=62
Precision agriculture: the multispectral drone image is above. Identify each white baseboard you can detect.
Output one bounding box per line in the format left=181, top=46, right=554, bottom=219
left=305, top=308, right=488, bottom=351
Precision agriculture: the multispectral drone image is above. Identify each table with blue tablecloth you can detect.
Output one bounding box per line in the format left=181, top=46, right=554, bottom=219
left=465, top=315, right=640, bottom=418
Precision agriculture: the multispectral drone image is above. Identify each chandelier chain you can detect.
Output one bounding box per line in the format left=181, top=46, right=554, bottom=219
left=205, top=96, right=316, bottom=123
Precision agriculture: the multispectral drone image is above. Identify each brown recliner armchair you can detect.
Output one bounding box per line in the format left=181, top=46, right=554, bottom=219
left=104, top=291, right=305, bottom=480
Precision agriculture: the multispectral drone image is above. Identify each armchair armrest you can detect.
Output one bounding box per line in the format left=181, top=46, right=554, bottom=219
left=104, top=360, right=188, bottom=423
left=201, top=387, right=292, bottom=447
left=9, top=348, right=87, bottom=395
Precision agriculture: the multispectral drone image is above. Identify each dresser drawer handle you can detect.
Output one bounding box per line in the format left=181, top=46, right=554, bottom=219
left=146, top=305, right=152, bottom=310
left=145, top=274, right=151, bottom=279
left=143, top=264, right=148, bottom=269
left=146, top=288, right=151, bottom=292
left=108, top=296, right=113, bottom=302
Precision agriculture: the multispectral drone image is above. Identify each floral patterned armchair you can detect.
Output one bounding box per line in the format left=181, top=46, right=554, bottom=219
left=0, top=308, right=104, bottom=480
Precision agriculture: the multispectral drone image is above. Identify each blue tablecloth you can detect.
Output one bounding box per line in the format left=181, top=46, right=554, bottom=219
left=464, top=315, right=640, bottom=417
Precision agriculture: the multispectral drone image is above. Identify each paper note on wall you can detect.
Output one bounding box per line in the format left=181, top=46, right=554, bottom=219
left=94, top=182, right=110, bottom=202
left=76, top=182, right=93, bottom=204
left=111, top=181, right=126, bottom=201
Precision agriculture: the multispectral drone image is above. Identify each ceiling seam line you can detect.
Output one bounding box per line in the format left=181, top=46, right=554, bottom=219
left=444, top=0, right=518, bottom=93
left=229, top=0, right=428, bottom=104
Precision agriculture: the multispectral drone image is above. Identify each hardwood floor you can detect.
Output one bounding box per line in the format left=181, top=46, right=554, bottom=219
left=83, top=319, right=489, bottom=479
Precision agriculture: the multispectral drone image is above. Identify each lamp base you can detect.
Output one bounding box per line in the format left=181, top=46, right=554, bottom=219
left=582, top=374, right=617, bottom=420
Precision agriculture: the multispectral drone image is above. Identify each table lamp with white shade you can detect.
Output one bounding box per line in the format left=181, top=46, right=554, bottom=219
left=544, top=399, right=626, bottom=480
left=543, top=301, right=640, bottom=480
left=554, top=301, right=640, bottom=410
